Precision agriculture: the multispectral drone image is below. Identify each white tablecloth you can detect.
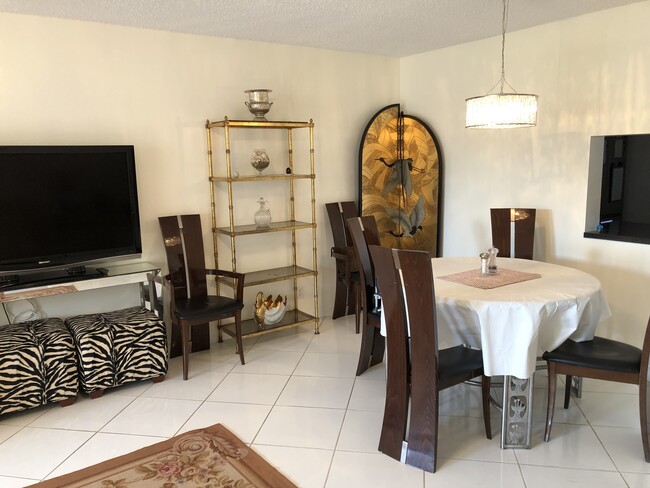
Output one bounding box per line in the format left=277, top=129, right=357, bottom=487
left=380, top=257, right=611, bottom=379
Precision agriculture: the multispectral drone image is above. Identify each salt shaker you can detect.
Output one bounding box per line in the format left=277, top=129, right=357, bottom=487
left=488, top=246, right=499, bottom=274
left=480, top=252, right=489, bottom=275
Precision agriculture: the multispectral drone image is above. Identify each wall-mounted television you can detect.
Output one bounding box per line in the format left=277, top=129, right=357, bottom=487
left=0, top=145, right=142, bottom=289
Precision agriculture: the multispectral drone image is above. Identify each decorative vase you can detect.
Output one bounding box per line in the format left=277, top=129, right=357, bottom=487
left=250, top=149, right=270, bottom=175
left=254, top=197, right=272, bottom=227
left=244, top=89, right=273, bottom=121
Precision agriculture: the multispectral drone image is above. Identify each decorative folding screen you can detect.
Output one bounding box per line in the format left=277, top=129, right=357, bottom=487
left=358, top=104, right=442, bottom=255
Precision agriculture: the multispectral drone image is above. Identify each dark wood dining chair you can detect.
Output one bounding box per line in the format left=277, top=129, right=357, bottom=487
left=325, top=202, right=360, bottom=331
left=491, top=208, right=542, bottom=377
left=369, top=245, right=491, bottom=473
left=490, top=208, right=536, bottom=259
left=159, top=214, right=245, bottom=380
left=543, top=316, right=650, bottom=461
left=347, top=216, right=384, bottom=376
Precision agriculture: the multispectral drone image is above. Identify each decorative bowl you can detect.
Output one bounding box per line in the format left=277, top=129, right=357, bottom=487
left=254, top=292, right=287, bottom=326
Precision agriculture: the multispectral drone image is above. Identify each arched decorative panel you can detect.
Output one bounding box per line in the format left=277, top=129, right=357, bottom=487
left=358, top=104, right=443, bottom=255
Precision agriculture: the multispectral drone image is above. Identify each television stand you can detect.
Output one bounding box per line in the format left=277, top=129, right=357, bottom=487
left=0, top=267, right=109, bottom=292
left=0, top=262, right=159, bottom=304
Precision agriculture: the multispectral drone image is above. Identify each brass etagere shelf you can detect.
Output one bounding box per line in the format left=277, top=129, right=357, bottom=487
left=206, top=117, right=319, bottom=338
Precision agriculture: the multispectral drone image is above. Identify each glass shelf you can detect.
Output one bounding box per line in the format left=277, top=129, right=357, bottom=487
left=219, top=309, right=316, bottom=339
left=207, top=119, right=312, bottom=129
left=217, top=265, right=315, bottom=288
left=214, top=220, right=314, bottom=236
left=210, top=173, right=313, bottom=182
left=0, top=262, right=159, bottom=302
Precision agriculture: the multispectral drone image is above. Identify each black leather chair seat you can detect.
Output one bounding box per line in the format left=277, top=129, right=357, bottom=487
left=542, top=337, right=641, bottom=373
left=439, top=345, right=484, bottom=382
left=175, top=296, right=244, bottom=321
left=543, top=322, right=650, bottom=459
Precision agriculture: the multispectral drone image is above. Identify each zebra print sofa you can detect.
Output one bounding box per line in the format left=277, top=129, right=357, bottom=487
left=65, top=306, right=167, bottom=398
left=0, top=318, right=78, bottom=416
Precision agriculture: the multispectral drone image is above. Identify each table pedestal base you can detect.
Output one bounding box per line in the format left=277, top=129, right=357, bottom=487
left=501, top=375, right=534, bottom=449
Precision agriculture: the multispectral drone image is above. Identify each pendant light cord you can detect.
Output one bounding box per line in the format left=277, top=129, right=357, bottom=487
left=499, top=0, right=508, bottom=93
left=485, top=0, right=517, bottom=95
left=465, top=0, right=538, bottom=127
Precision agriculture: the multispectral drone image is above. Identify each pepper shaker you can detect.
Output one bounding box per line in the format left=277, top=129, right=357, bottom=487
left=488, top=246, right=499, bottom=274
left=480, top=252, right=489, bottom=275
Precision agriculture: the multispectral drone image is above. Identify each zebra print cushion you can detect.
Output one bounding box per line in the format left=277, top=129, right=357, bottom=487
left=66, top=307, right=167, bottom=394
left=34, top=319, right=78, bottom=404
left=0, top=324, right=43, bottom=415
left=103, top=307, right=168, bottom=386
left=65, top=313, right=115, bottom=394
left=0, top=318, right=77, bottom=416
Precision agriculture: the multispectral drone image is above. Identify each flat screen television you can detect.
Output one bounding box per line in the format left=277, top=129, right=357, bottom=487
left=0, top=145, right=142, bottom=289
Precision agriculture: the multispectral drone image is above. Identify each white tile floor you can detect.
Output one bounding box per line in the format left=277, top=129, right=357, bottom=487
left=1, top=315, right=650, bottom=487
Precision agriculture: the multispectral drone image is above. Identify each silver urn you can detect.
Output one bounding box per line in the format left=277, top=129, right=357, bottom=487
left=245, top=89, right=273, bottom=121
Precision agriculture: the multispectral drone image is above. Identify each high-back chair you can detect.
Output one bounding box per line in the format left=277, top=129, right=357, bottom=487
left=543, top=315, right=650, bottom=461
left=490, top=208, right=536, bottom=259
left=369, top=245, right=492, bottom=473
left=325, top=202, right=360, bottom=330
left=159, top=214, right=245, bottom=380
left=347, top=216, right=384, bottom=375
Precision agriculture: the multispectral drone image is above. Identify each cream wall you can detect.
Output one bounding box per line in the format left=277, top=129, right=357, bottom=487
left=400, top=1, right=650, bottom=343
left=3, top=3, right=650, bottom=344
left=0, top=13, right=399, bottom=324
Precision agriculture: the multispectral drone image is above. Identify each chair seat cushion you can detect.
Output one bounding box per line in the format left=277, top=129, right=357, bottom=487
left=542, top=336, right=641, bottom=373
left=439, top=345, right=484, bottom=382
left=175, top=296, right=244, bottom=321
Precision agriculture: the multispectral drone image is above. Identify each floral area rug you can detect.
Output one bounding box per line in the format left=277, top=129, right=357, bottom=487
left=29, top=423, right=297, bottom=488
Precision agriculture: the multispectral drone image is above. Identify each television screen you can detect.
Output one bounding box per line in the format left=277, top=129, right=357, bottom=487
left=0, top=146, right=142, bottom=285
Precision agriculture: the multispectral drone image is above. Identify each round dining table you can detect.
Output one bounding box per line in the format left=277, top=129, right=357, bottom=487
left=380, top=256, right=611, bottom=449
left=431, top=256, right=611, bottom=379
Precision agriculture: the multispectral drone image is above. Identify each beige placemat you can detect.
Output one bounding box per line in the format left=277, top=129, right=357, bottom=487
left=438, top=268, right=541, bottom=290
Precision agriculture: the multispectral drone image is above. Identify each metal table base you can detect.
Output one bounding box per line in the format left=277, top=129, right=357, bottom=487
left=501, top=375, right=534, bottom=449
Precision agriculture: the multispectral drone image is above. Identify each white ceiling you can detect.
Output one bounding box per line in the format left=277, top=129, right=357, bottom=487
left=0, top=0, right=643, bottom=57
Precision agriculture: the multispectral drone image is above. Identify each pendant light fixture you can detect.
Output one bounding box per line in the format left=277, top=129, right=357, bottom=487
left=465, top=0, right=538, bottom=129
